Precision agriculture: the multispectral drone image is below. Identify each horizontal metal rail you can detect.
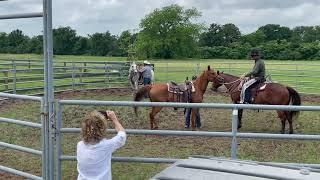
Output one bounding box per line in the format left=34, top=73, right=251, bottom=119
left=0, top=165, right=42, bottom=180
left=0, top=12, right=43, bottom=20
left=0, top=92, right=42, bottom=101
left=0, top=142, right=42, bottom=156
left=60, top=128, right=320, bottom=141
left=58, top=100, right=320, bottom=111
left=0, top=117, right=41, bottom=128
left=61, top=156, right=179, bottom=163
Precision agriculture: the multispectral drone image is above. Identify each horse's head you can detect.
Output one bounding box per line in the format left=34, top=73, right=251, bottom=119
left=211, top=70, right=224, bottom=92
left=204, top=65, right=219, bottom=82
left=129, top=62, right=138, bottom=73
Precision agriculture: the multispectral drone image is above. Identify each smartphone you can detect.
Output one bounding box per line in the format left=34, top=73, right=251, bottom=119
left=98, top=110, right=108, bottom=119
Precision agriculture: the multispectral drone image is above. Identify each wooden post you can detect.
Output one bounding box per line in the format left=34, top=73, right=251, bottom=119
left=64, top=62, right=67, bottom=72
left=83, top=62, right=87, bottom=72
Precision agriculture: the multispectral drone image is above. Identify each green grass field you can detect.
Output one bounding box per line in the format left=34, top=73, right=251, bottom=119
left=1, top=89, right=320, bottom=179
left=2, top=53, right=320, bottom=94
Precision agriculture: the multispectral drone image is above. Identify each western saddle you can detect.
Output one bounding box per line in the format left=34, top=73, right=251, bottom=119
left=167, top=81, right=195, bottom=103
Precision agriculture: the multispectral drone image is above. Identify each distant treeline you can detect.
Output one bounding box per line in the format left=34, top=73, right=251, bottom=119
left=1, top=4, right=320, bottom=60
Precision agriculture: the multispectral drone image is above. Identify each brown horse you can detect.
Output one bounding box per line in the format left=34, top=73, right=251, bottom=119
left=134, top=66, right=218, bottom=130
left=211, top=71, right=301, bottom=134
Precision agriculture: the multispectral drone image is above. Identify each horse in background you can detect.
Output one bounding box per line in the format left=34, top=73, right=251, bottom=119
left=134, top=66, right=218, bottom=130
left=211, top=71, right=301, bottom=134
left=129, top=62, right=155, bottom=90
left=128, top=62, right=140, bottom=90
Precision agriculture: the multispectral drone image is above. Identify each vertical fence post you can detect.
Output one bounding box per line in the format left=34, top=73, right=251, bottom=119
left=64, top=62, right=67, bottom=73
left=28, top=60, right=31, bottom=69
left=231, top=108, right=238, bottom=159
left=11, top=59, right=14, bottom=69
left=196, top=63, right=200, bottom=75
left=72, top=62, right=75, bottom=90
left=56, top=102, right=63, bottom=180
left=83, top=62, right=87, bottom=72
left=295, top=64, right=298, bottom=90
left=40, top=99, right=47, bottom=180
left=3, top=71, right=8, bottom=91
left=104, top=62, right=107, bottom=84
left=13, top=61, right=17, bottom=94
left=166, top=62, right=169, bottom=82
left=79, top=64, right=83, bottom=86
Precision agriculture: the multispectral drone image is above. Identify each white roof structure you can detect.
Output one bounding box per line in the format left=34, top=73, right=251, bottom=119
left=151, top=157, right=320, bottom=180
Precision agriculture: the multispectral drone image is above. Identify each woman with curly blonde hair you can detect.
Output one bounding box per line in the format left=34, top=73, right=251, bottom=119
left=77, top=110, right=126, bottom=180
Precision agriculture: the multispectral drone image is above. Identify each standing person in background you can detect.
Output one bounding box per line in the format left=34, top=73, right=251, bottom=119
left=185, top=75, right=201, bottom=128
left=77, top=110, right=126, bottom=180
left=139, top=60, right=153, bottom=85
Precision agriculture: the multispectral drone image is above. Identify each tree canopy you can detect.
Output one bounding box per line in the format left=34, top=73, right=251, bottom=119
left=1, top=4, right=320, bottom=60
left=135, top=4, right=202, bottom=59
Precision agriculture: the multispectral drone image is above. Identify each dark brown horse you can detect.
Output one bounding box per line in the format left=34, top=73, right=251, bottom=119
left=134, top=66, right=218, bottom=130
left=211, top=71, right=301, bottom=134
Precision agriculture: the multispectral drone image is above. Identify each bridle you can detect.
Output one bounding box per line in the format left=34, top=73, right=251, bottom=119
left=216, top=75, right=242, bottom=94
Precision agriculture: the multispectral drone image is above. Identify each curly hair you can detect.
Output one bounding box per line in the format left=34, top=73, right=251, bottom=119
left=81, top=110, right=108, bottom=144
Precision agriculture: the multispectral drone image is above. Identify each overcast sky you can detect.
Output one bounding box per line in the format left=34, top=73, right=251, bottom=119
left=1, top=0, right=320, bottom=37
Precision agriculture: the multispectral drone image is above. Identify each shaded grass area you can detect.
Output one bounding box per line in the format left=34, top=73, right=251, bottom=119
left=0, top=88, right=320, bottom=179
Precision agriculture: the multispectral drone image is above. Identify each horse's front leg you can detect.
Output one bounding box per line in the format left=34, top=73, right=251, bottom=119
left=191, top=108, right=198, bottom=131
left=150, top=107, right=162, bottom=129
left=134, top=81, right=138, bottom=91
left=238, top=109, right=243, bottom=129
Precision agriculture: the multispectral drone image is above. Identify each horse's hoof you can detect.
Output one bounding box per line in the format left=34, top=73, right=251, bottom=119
left=280, top=131, right=285, bottom=134
left=154, top=126, right=158, bottom=130
left=289, top=131, right=294, bottom=134
left=237, top=124, right=242, bottom=129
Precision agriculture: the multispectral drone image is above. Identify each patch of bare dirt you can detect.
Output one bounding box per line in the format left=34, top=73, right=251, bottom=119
left=0, top=172, right=25, bottom=180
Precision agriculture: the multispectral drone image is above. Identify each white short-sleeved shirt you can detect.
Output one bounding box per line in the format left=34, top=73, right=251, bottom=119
left=77, top=131, right=126, bottom=180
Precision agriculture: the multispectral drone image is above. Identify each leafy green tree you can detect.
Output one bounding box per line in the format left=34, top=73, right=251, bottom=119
left=53, top=27, right=78, bottom=55
left=89, top=31, right=118, bottom=56
left=199, top=23, right=223, bottom=47
left=118, top=30, right=136, bottom=56
left=221, top=23, right=241, bottom=46
left=28, top=35, right=43, bottom=54
left=241, top=30, right=266, bottom=46
left=0, top=32, right=8, bottom=53
left=258, top=24, right=292, bottom=41
left=135, top=4, right=202, bottom=59
left=73, top=37, right=90, bottom=55
left=6, top=29, right=30, bottom=53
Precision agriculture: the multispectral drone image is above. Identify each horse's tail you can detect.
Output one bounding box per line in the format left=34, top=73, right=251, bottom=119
left=133, top=85, right=152, bottom=116
left=287, top=86, right=301, bottom=120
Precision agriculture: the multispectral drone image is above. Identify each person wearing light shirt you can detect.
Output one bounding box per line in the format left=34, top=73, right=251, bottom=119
left=77, top=110, right=126, bottom=180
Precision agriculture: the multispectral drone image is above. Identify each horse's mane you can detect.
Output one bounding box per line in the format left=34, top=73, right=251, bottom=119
left=220, top=73, right=239, bottom=79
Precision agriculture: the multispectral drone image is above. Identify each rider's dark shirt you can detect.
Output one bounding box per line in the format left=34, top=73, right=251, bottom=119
left=245, top=59, right=265, bottom=80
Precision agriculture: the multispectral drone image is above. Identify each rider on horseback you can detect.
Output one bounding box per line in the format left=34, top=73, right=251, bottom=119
left=139, top=60, right=153, bottom=85
left=240, top=49, right=266, bottom=104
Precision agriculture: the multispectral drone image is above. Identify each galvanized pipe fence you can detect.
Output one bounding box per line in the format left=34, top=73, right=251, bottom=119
left=0, top=60, right=130, bottom=94
left=0, top=0, right=54, bottom=179
left=0, top=93, right=46, bottom=180
left=2, top=91, right=320, bottom=179
left=1, top=60, right=320, bottom=94
left=55, top=100, right=320, bottom=179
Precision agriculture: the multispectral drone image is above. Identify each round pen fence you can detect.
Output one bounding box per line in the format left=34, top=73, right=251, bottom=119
left=1, top=59, right=320, bottom=95
left=1, top=0, right=320, bottom=180
left=55, top=100, right=320, bottom=180
left=0, top=93, right=45, bottom=180
left=0, top=60, right=130, bottom=94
